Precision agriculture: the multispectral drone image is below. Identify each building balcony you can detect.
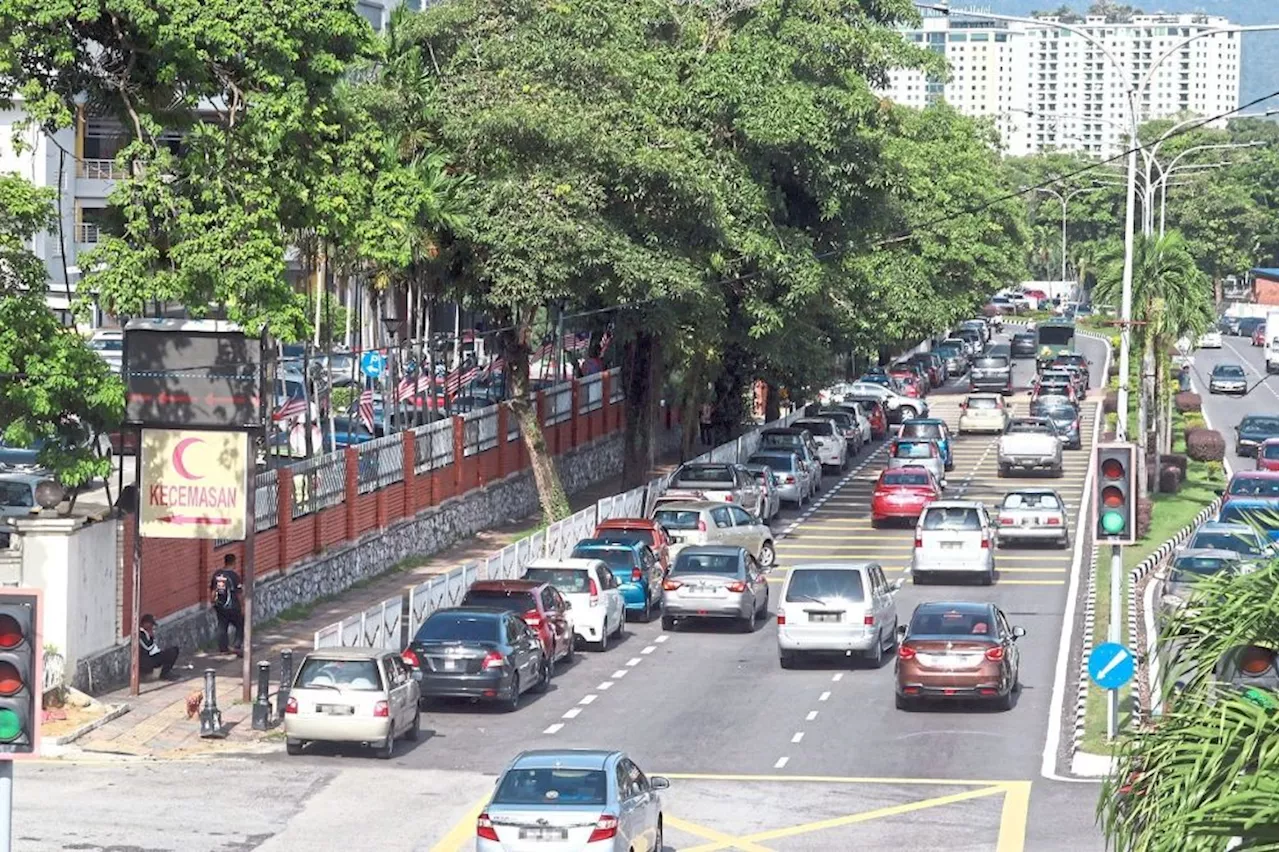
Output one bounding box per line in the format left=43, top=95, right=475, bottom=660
left=75, top=222, right=101, bottom=244
left=77, top=158, right=126, bottom=181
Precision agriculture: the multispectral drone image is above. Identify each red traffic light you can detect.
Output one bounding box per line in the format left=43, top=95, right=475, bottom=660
left=0, top=662, right=21, bottom=698
left=1101, top=485, right=1125, bottom=508
left=1101, top=458, right=1125, bottom=480
left=0, top=615, right=22, bottom=650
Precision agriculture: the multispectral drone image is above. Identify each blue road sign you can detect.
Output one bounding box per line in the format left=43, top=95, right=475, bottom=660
left=1088, top=642, right=1134, bottom=690
left=360, top=351, right=386, bottom=379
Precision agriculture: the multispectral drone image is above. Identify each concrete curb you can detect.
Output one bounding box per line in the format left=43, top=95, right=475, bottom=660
left=48, top=702, right=131, bottom=746
left=1071, top=542, right=1100, bottom=756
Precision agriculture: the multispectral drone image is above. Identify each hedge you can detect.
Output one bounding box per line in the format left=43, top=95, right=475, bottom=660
left=1185, top=427, right=1227, bottom=462
left=1148, top=463, right=1184, bottom=493
left=1137, top=497, right=1154, bottom=539
left=1102, top=390, right=1117, bottom=414
left=1174, top=392, right=1202, bottom=413
left=1162, top=453, right=1189, bottom=477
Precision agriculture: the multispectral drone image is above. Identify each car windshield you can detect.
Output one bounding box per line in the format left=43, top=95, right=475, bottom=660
left=1188, top=532, right=1265, bottom=556
left=1014, top=334, right=1035, bottom=343
left=653, top=510, right=702, bottom=531
left=883, top=471, right=931, bottom=486
left=750, top=454, right=793, bottom=471
left=910, top=609, right=995, bottom=636
left=676, top=465, right=733, bottom=483
left=936, top=344, right=961, bottom=357
left=1214, top=365, right=1246, bottom=378
left=1007, top=421, right=1053, bottom=435
left=760, top=434, right=801, bottom=450
left=523, top=568, right=592, bottom=594
left=785, top=569, right=864, bottom=602
left=671, top=553, right=740, bottom=575
left=967, top=397, right=998, bottom=410
left=922, top=507, right=981, bottom=531
left=795, top=420, right=835, bottom=436
left=894, top=442, right=933, bottom=459
left=0, top=482, right=34, bottom=508
left=1228, top=477, right=1279, bottom=497
left=90, top=338, right=123, bottom=352
left=493, top=768, right=608, bottom=806
left=415, top=613, right=501, bottom=643
left=296, top=658, right=383, bottom=690
left=461, top=589, right=539, bottom=613
left=1241, top=417, right=1280, bottom=435
left=1031, top=399, right=1074, bottom=417
left=1002, top=493, right=1062, bottom=510
left=1170, top=556, right=1235, bottom=582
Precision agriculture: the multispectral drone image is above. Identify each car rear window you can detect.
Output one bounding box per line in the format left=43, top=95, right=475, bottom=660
left=1218, top=504, right=1279, bottom=528
left=975, top=357, right=1009, bottom=369
left=910, top=609, right=994, bottom=636
left=900, top=424, right=942, bottom=440
left=296, top=658, right=384, bottom=690
left=676, top=465, right=734, bottom=482
left=594, top=529, right=651, bottom=547
left=883, top=471, right=931, bottom=486
left=1171, top=556, right=1235, bottom=582
left=1014, top=333, right=1035, bottom=342
left=1002, top=493, right=1062, bottom=510
left=795, top=420, right=836, bottom=436
left=749, top=454, right=793, bottom=471
left=1228, top=477, right=1279, bottom=497
left=1265, top=443, right=1280, bottom=460
left=415, top=612, right=502, bottom=643
left=461, top=589, right=539, bottom=613
left=0, top=483, right=33, bottom=508
left=922, top=507, right=981, bottom=531
left=760, top=434, right=801, bottom=450
left=967, top=397, right=998, bottom=409
left=523, top=568, right=591, bottom=594
left=1007, top=420, right=1053, bottom=434
left=785, top=569, right=864, bottom=602
left=893, top=442, right=933, bottom=459
left=671, top=553, right=740, bottom=575
left=571, top=548, right=637, bottom=571
left=653, top=510, right=702, bottom=530
left=1188, top=532, right=1263, bottom=555
left=493, top=768, right=608, bottom=806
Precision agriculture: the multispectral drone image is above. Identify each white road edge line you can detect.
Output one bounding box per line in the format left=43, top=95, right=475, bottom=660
left=1143, top=572, right=1163, bottom=717
left=773, top=756, right=790, bottom=769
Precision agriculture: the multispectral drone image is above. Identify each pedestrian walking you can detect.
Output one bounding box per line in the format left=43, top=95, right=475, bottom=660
left=210, top=554, right=245, bottom=656
left=699, top=402, right=713, bottom=445
left=138, top=614, right=180, bottom=679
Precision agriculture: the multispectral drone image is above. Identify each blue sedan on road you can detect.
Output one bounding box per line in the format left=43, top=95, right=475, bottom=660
left=570, top=539, right=664, bottom=622
left=1217, top=499, right=1280, bottom=543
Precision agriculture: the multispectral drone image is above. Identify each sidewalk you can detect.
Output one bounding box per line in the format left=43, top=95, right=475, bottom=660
left=67, top=443, right=691, bottom=760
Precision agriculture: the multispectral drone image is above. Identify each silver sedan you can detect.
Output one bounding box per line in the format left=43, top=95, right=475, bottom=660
left=660, top=545, right=769, bottom=631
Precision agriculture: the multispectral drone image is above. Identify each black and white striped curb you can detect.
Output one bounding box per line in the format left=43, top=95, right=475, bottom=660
left=1072, top=541, right=1101, bottom=755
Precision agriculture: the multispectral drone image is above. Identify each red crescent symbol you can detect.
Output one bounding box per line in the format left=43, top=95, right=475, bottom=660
left=173, top=437, right=205, bottom=481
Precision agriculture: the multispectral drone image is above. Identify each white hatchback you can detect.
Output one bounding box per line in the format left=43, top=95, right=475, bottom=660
left=523, top=558, right=626, bottom=652
left=910, top=502, right=997, bottom=586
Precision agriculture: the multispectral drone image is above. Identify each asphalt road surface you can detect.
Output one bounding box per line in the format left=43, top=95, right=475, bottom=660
left=15, top=329, right=1115, bottom=852
left=1189, top=332, right=1280, bottom=474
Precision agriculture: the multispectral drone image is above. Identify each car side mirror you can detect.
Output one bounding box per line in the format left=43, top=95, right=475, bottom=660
left=896, top=624, right=908, bottom=641
left=1012, top=626, right=1026, bottom=639
left=940, top=479, right=948, bottom=490
left=892, top=578, right=905, bottom=592
left=651, top=776, right=671, bottom=791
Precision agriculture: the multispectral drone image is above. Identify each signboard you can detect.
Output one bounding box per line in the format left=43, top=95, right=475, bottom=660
left=124, top=319, right=261, bottom=429
left=1088, top=642, right=1135, bottom=691
left=361, top=350, right=386, bottom=379
left=140, top=429, right=249, bottom=540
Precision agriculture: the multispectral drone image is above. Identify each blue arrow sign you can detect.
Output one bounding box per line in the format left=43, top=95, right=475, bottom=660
left=360, top=351, right=386, bottom=379
left=1088, top=642, right=1134, bottom=690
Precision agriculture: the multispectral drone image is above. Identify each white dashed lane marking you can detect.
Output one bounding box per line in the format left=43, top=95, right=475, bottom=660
left=774, top=756, right=790, bottom=769
left=544, top=723, right=565, bottom=734
left=562, top=708, right=582, bottom=719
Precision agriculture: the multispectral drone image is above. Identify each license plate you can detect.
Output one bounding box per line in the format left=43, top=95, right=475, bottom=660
left=318, top=704, right=353, bottom=715
left=519, top=828, right=568, bottom=841
left=941, top=541, right=962, bottom=550
left=809, top=612, right=841, bottom=623
left=1022, top=517, right=1035, bottom=526
left=443, top=659, right=457, bottom=670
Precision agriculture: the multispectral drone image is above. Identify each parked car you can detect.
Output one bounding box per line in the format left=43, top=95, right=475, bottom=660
left=748, top=451, right=815, bottom=508
left=477, top=750, right=668, bottom=851
left=842, top=397, right=888, bottom=439
left=402, top=607, right=548, bottom=712
left=1215, top=500, right=1279, bottom=542
left=814, top=409, right=864, bottom=455
left=284, top=647, right=421, bottom=757
left=1029, top=395, right=1082, bottom=451
left=523, top=558, right=626, bottom=652
left=570, top=539, right=664, bottom=621
left=957, top=394, right=1009, bottom=435
left=1209, top=363, right=1249, bottom=395
left=740, top=463, right=783, bottom=520
left=842, top=382, right=928, bottom=423
left=887, top=366, right=926, bottom=399
left=776, top=561, right=903, bottom=669
left=1158, top=549, right=1247, bottom=618
left=592, top=518, right=673, bottom=574
left=1257, top=438, right=1280, bottom=471
left=660, top=545, right=768, bottom=631
left=758, top=428, right=823, bottom=486
left=898, top=418, right=953, bottom=471
left=649, top=501, right=775, bottom=567
left=969, top=354, right=1013, bottom=395
left=895, top=601, right=1024, bottom=711
left=1183, top=521, right=1274, bottom=561
left=887, top=438, right=946, bottom=486
left=0, top=472, right=50, bottom=518
left=935, top=340, right=970, bottom=375
left=666, top=462, right=764, bottom=516
left=1011, top=331, right=1038, bottom=359
left=997, top=418, right=1064, bottom=477
left=910, top=501, right=996, bottom=585
left=908, top=352, right=945, bottom=387
left=994, top=488, right=1070, bottom=548
left=871, top=466, right=942, bottom=527
left=461, top=580, right=576, bottom=669
left=960, top=318, right=991, bottom=344
left=791, top=418, right=849, bottom=470
left=1235, top=415, right=1280, bottom=458
left=88, top=329, right=125, bottom=373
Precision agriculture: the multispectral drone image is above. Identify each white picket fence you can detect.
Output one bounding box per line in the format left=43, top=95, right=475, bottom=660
left=313, top=594, right=403, bottom=651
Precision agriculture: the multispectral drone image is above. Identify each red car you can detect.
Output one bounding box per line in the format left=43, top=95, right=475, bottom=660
left=1253, top=325, right=1267, bottom=347
left=889, top=369, right=924, bottom=399
left=460, top=580, right=575, bottom=666
left=1224, top=470, right=1280, bottom=505
left=1258, top=439, right=1280, bottom=472
left=593, top=518, right=672, bottom=574
left=848, top=398, right=888, bottom=439
left=871, top=466, right=941, bottom=526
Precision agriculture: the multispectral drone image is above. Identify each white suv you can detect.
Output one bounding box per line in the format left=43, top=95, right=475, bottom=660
left=791, top=418, right=849, bottom=471
left=910, top=502, right=996, bottom=586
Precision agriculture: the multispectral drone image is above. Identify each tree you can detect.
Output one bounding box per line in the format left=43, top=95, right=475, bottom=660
left=0, top=175, right=123, bottom=487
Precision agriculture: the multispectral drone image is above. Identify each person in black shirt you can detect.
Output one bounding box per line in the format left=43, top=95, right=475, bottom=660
left=210, top=554, right=245, bottom=656
left=138, top=614, right=179, bottom=678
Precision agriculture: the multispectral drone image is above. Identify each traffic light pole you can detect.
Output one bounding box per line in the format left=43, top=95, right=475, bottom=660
left=1108, top=543, right=1122, bottom=741
left=0, top=759, right=12, bottom=852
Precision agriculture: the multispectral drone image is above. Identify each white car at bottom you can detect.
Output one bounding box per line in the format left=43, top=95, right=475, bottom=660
left=523, top=558, right=626, bottom=652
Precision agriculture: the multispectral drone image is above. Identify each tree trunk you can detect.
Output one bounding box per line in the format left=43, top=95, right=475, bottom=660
left=764, top=382, right=781, bottom=422
left=1150, top=353, right=1163, bottom=495
left=621, top=330, right=661, bottom=487
left=499, top=313, right=570, bottom=523
left=712, top=344, right=751, bottom=445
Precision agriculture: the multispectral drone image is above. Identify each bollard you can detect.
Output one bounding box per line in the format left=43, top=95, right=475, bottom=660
left=252, top=660, right=271, bottom=731
left=199, top=668, right=226, bottom=739
left=276, top=649, right=294, bottom=720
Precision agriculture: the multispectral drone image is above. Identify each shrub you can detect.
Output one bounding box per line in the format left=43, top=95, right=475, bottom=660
left=1107, top=361, right=1120, bottom=379
left=982, top=303, right=1000, bottom=318
left=1148, top=464, right=1184, bottom=493
left=1205, top=461, right=1224, bottom=485
left=1137, top=497, right=1153, bottom=539
left=1183, top=411, right=1206, bottom=430
left=1103, top=390, right=1117, bottom=414
left=1174, top=392, right=1202, bottom=413
left=1185, top=428, right=1226, bottom=462
left=1162, top=453, right=1189, bottom=477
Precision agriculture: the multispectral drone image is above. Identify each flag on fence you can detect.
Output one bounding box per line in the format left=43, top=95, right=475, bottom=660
left=445, top=365, right=479, bottom=396
left=483, top=356, right=505, bottom=377
left=531, top=339, right=553, bottom=363
left=397, top=376, right=417, bottom=403
left=598, top=327, right=613, bottom=356
left=272, top=395, right=308, bottom=422
left=358, top=388, right=375, bottom=431
left=564, top=331, right=591, bottom=353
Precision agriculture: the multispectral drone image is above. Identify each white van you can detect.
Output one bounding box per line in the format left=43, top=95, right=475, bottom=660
left=910, top=501, right=997, bottom=586
left=776, top=562, right=903, bottom=669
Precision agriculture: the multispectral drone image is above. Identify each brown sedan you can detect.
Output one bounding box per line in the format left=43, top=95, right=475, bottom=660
left=894, top=601, right=1024, bottom=711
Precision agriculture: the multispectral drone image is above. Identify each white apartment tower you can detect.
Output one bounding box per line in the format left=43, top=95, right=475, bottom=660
left=880, top=9, right=1242, bottom=157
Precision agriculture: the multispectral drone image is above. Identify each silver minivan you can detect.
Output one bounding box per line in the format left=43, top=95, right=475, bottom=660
left=910, top=501, right=996, bottom=585
left=776, top=562, right=903, bottom=668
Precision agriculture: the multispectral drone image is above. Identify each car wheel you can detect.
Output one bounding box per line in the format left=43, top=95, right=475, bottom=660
left=638, top=596, right=653, bottom=624
left=779, top=651, right=798, bottom=669
left=911, top=572, right=928, bottom=586
left=997, top=463, right=1009, bottom=477
left=375, top=734, right=394, bottom=760
left=1052, top=465, right=1064, bottom=477
left=661, top=614, right=676, bottom=631
left=655, top=817, right=663, bottom=852
left=285, top=738, right=304, bottom=756
left=503, top=674, right=521, bottom=712
left=404, top=709, right=420, bottom=741
left=865, top=632, right=884, bottom=668
left=996, top=689, right=1015, bottom=712
left=613, top=613, right=626, bottom=637
left=1059, top=534, right=1071, bottom=550
left=758, top=541, right=776, bottom=568
left=981, top=570, right=995, bottom=586
left=595, top=626, right=610, bottom=653
left=739, top=610, right=756, bottom=633
left=563, top=637, right=575, bottom=666
left=532, top=657, right=551, bottom=693
left=871, top=517, right=882, bottom=529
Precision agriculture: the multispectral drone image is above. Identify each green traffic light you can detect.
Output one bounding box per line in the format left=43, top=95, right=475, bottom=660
left=1101, top=510, right=1126, bottom=535
left=0, top=708, right=21, bottom=743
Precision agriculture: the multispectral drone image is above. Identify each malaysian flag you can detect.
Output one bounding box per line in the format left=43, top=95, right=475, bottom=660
left=445, top=365, right=479, bottom=395
left=564, top=331, right=591, bottom=352
left=482, top=356, right=505, bottom=377
left=396, top=376, right=418, bottom=403
left=272, top=395, right=308, bottom=422
left=530, top=340, right=553, bottom=363
left=598, top=327, right=613, bottom=355
left=358, top=389, right=375, bottom=431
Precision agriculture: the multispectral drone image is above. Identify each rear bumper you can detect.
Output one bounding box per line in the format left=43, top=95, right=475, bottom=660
left=571, top=610, right=609, bottom=641
left=998, top=454, right=1060, bottom=469
left=665, top=594, right=752, bottom=619
left=283, top=716, right=393, bottom=743
left=911, top=555, right=993, bottom=575
left=970, top=379, right=1011, bottom=392
left=958, top=417, right=1003, bottom=433
left=996, top=526, right=1067, bottom=542
left=417, top=671, right=510, bottom=700
left=774, top=483, right=804, bottom=502
left=779, top=625, right=878, bottom=652
left=872, top=500, right=928, bottom=520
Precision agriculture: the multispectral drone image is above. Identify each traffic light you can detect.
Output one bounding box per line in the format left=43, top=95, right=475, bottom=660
left=1095, top=443, right=1136, bottom=545
left=0, top=590, right=41, bottom=759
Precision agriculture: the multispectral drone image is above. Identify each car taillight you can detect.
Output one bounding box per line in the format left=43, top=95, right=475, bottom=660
left=698, top=519, right=708, bottom=532
left=587, top=815, right=620, bottom=842
left=784, top=476, right=796, bottom=484
left=401, top=649, right=420, bottom=667
left=914, top=537, right=922, bottom=548
left=777, top=612, right=786, bottom=625
left=1239, top=646, right=1275, bottom=675
left=663, top=579, right=682, bottom=591
left=524, top=609, right=544, bottom=627
left=589, top=576, right=600, bottom=606
left=726, top=580, right=747, bottom=593
left=898, top=645, right=916, bottom=660
left=373, top=700, right=390, bottom=717
left=985, top=647, right=1005, bottom=662
left=1046, top=516, right=1062, bottom=525
left=980, top=536, right=991, bottom=549
left=999, top=516, right=1013, bottom=525
left=285, top=697, right=298, bottom=714
left=482, top=650, right=505, bottom=670
left=631, top=567, right=643, bottom=582
left=1072, top=420, right=1080, bottom=430
left=873, top=490, right=886, bottom=499
left=864, top=614, right=875, bottom=626
left=477, top=813, right=499, bottom=841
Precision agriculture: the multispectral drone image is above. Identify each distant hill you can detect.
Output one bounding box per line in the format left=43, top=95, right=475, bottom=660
left=979, top=1, right=1278, bottom=114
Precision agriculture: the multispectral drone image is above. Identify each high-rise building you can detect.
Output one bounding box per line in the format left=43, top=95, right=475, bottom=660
left=879, top=9, right=1242, bottom=158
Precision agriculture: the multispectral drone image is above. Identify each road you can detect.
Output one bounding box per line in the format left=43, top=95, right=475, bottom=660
left=1188, top=333, right=1279, bottom=474
left=15, top=329, right=1113, bottom=852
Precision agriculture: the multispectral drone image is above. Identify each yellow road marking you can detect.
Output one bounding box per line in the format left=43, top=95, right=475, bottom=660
left=428, top=795, right=489, bottom=852
left=996, top=781, right=1032, bottom=852
left=665, top=816, right=774, bottom=852
left=659, top=772, right=1016, bottom=786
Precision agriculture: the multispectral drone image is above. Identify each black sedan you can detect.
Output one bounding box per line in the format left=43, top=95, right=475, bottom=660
left=1235, top=415, right=1280, bottom=458
left=401, top=607, right=548, bottom=711
left=1011, top=332, right=1037, bottom=359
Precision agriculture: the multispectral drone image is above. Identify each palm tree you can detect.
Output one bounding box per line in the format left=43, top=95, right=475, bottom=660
left=1098, top=556, right=1278, bottom=850
left=1094, top=231, right=1213, bottom=493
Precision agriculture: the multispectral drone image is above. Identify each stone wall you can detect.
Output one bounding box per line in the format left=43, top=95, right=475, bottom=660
left=73, top=432, right=627, bottom=694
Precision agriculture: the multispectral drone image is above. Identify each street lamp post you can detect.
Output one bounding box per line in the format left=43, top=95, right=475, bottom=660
left=1034, top=186, right=1098, bottom=293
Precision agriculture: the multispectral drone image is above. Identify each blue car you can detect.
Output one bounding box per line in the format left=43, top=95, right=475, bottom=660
left=570, top=539, right=664, bottom=621
left=898, top=418, right=953, bottom=471
left=1218, top=499, right=1280, bottom=543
